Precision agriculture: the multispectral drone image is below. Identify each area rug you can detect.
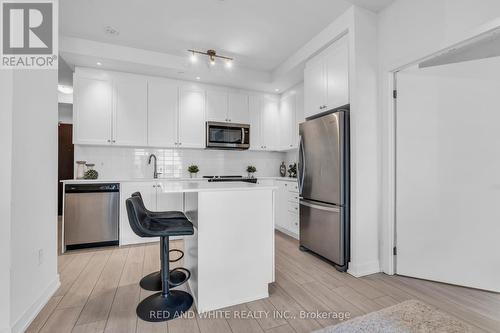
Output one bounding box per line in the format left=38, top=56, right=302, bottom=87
left=312, top=299, right=472, bottom=333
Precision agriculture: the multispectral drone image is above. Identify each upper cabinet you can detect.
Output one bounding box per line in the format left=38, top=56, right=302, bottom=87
left=178, top=88, right=206, bottom=148
left=228, top=92, right=249, bottom=124
left=206, top=89, right=228, bottom=122
left=73, top=68, right=285, bottom=151
left=250, top=95, right=280, bottom=151
left=73, top=76, right=113, bottom=145
left=74, top=71, right=147, bottom=146
left=147, top=79, right=178, bottom=147
left=113, top=75, right=148, bottom=146
left=206, top=90, right=249, bottom=124
left=304, top=35, right=349, bottom=119
left=279, top=94, right=296, bottom=150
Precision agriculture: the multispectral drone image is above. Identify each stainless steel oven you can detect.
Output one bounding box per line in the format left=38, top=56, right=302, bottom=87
left=206, top=122, right=250, bottom=149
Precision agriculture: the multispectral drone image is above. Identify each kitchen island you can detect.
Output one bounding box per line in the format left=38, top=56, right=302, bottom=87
left=157, top=181, right=276, bottom=313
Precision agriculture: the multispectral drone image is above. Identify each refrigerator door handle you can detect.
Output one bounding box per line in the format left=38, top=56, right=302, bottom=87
left=300, top=199, right=341, bottom=213
left=298, top=135, right=306, bottom=195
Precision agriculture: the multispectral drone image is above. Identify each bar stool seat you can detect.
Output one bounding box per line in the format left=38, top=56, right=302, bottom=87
left=126, top=196, right=194, bottom=322
left=131, top=192, right=190, bottom=291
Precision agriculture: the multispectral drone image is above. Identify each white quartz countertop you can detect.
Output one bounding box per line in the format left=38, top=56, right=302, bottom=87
left=157, top=181, right=277, bottom=193
left=60, top=176, right=297, bottom=184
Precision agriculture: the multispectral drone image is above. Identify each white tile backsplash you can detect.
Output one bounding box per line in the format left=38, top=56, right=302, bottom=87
left=74, top=145, right=288, bottom=179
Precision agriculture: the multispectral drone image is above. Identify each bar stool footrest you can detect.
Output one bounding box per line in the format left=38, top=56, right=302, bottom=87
left=169, top=249, right=184, bottom=263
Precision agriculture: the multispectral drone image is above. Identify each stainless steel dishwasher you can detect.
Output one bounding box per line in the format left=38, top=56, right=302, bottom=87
left=64, top=183, right=119, bottom=251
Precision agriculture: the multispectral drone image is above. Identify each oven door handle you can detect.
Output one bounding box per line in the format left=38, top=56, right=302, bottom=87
left=241, top=127, right=245, bottom=144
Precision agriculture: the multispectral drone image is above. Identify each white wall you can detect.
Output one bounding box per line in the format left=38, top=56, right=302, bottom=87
left=74, top=146, right=286, bottom=179
left=0, top=71, right=13, bottom=333
left=58, top=103, right=73, bottom=124
left=378, top=0, right=500, bottom=273
left=9, top=70, right=59, bottom=333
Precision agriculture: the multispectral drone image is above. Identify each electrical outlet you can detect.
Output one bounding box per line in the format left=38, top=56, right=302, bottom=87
left=38, top=249, right=44, bottom=265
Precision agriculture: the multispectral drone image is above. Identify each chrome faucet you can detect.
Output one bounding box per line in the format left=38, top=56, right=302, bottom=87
left=148, top=154, right=160, bottom=179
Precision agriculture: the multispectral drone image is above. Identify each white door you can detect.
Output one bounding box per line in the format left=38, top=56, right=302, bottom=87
left=113, top=76, right=148, bottom=146
left=396, top=59, right=500, bottom=292
left=148, top=79, right=178, bottom=147
left=249, top=95, right=262, bottom=150
left=304, top=55, right=326, bottom=118
left=279, top=94, right=296, bottom=150
left=326, top=35, right=349, bottom=110
left=73, top=76, right=113, bottom=145
left=260, top=96, right=280, bottom=151
left=228, top=92, right=249, bottom=124
left=178, top=88, right=205, bottom=148
left=206, top=89, right=228, bottom=122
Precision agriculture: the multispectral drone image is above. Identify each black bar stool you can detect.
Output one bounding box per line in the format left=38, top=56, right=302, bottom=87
left=131, top=192, right=189, bottom=291
left=126, top=196, right=194, bottom=322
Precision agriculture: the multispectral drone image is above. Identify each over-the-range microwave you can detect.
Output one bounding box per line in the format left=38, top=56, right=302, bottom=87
left=206, top=122, right=250, bottom=150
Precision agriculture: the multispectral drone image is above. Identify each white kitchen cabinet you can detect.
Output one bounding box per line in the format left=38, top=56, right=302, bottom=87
left=178, top=88, right=206, bottom=148
left=206, top=90, right=249, bottom=124
left=73, top=76, right=113, bottom=145
left=275, top=180, right=299, bottom=238
left=304, top=55, right=327, bottom=118
left=260, top=96, right=280, bottom=150
left=206, top=89, right=228, bottom=122
left=249, top=95, right=262, bottom=150
left=279, top=94, right=296, bottom=150
left=325, top=36, right=349, bottom=110
left=148, top=79, right=179, bottom=147
left=113, top=76, right=148, bottom=146
left=120, top=181, right=184, bottom=246
left=304, top=35, right=349, bottom=119
left=228, top=92, right=249, bottom=123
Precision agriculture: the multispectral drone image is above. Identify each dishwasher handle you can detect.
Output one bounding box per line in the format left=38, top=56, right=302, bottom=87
left=65, top=183, right=120, bottom=193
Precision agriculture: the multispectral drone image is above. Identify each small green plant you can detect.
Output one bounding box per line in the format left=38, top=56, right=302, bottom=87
left=187, top=165, right=199, bottom=174
left=246, top=165, right=257, bottom=173
left=83, top=169, right=98, bottom=179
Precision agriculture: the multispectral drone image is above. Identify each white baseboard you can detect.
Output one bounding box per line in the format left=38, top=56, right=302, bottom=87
left=11, top=275, right=60, bottom=333
left=274, top=227, right=298, bottom=240
left=348, top=260, right=380, bottom=277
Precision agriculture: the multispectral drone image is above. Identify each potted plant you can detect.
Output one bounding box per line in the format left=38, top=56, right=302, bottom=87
left=246, top=165, right=257, bottom=178
left=187, top=165, right=199, bottom=178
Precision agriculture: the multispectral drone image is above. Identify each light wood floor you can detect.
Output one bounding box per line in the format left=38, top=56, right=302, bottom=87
left=28, top=231, right=500, bottom=333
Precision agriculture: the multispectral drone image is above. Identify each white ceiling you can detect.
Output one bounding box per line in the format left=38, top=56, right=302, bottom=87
left=60, top=0, right=394, bottom=72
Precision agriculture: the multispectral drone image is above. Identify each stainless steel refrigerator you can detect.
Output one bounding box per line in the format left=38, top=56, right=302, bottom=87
left=298, top=106, right=350, bottom=271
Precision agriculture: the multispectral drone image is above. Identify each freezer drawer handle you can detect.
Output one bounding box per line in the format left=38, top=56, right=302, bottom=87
left=300, top=200, right=341, bottom=213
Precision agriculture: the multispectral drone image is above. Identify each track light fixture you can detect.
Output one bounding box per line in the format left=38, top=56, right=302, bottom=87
left=188, top=49, right=233, bottom=68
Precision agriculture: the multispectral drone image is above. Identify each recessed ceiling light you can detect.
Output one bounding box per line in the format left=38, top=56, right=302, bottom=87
left=104, top=26, right=120, bottom=36
left=196, top=76, right=201, bottom=80
left=225, top=59, right=233, bottom=68
left=96, top=62, right=102, bottom=66
left=58, top=85, right=73, bottom=94
left=275, top=88, right=280, bottom=92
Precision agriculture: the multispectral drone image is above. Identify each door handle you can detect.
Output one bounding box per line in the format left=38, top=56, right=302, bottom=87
left=298, top=135, right=305, bottom=194
left=241, top=127, right=245, bottom=144
left=300, top=200, right=341, bottom=213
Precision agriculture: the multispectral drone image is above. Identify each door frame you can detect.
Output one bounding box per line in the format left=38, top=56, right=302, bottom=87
left=383, top=19, right=500, bottom=275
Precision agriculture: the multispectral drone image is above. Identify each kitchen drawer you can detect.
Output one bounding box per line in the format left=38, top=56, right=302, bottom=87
left=282, top=181, right=299, bottom=193
left=288, top=201, right=299, bottom=214
left=287, top=191, right=299, bottom=203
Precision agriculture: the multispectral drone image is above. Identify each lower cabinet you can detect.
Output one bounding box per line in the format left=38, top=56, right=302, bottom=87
left=275, top=180, right=300, bottom=239
left=119, top=181, right=184, bottom=245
